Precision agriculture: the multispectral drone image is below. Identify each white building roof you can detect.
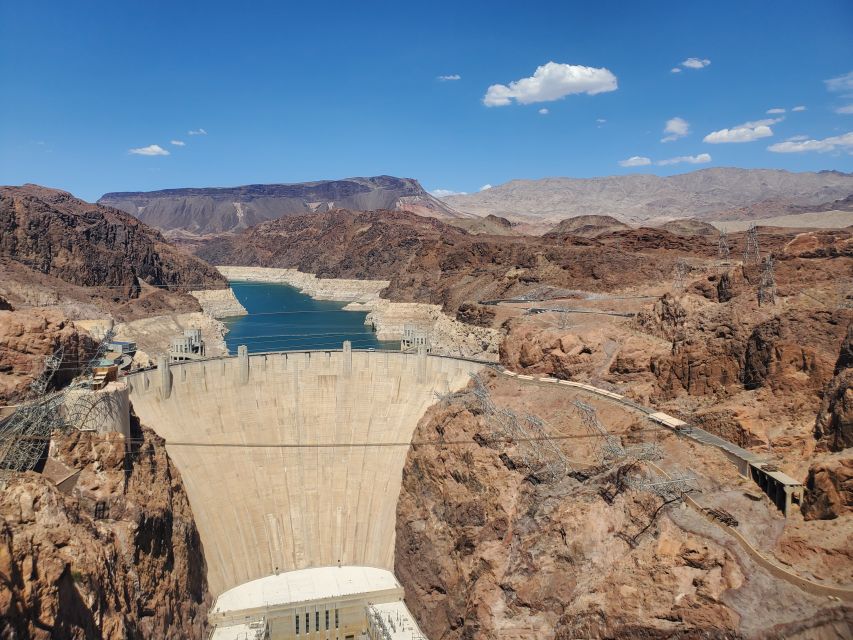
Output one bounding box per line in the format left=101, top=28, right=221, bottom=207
left=212, top=566, right=401, bottom=614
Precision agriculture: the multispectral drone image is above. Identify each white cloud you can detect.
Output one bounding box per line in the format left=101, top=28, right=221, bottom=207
left=703, top=118, right=782, bottom=144
left=787, top=135, right=810, bottom=141
left=657, top=153, right=712, bottom=166
left=792, top=105, right=807, bottom=112
left=483, top=61, right=617, bottom=107
left=170, top=139, right=186, bottom=146
left=680, top=57, right=711, bottom=70
left=438, top=74, right=461, bottom=81
left=596, top=118, right=607, bottom=123
left=661, top=116, right=689, bottom=142
left=479, top=184, right=493, bottom=191
left=825, top=71, right=853, bottom=93
left=129, top=144, right=169, bottom=156
left=538, top=108, right=549, bottom=115
left=835, top=104, right=853, bottom=115
left=430, top=189, right=467, bottom=198
left=188, top=128, right=207, bottom=135
left=768, top=131, right=853, bottom=153
left=766, top=108, right=786, bottom=114
left=670, top=67, right=682, bottom=74
left=619, top=155, right=652, bottom=167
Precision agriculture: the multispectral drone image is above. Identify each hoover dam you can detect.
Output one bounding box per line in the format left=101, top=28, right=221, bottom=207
left=125, top=344, right=485, bottom=638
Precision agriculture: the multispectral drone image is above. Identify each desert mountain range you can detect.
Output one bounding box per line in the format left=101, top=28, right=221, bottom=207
left=443, top=168, right=853, bottom=225
left=97, top=169, right=853, bottom=237
left=99, top=175, right=462, bottom=236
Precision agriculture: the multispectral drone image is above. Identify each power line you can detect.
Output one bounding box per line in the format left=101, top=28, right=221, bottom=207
left=163, top=426, right=667, bottom=450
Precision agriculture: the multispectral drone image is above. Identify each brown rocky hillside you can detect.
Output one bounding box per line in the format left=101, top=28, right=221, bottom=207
left=0, top=421, right=210, bottom=638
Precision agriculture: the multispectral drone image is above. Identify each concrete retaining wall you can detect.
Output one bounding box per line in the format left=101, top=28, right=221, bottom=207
left=125, top=350, right=484, bottom=596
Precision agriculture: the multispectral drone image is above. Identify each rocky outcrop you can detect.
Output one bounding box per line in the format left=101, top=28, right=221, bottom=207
left=0, top=185, right=226, bottom=298
left=648, top=306, right=850, bottom=400
left=544, top=215, right=629, bottom=238
left=717, top=271, right=734, bottom=302
left=742, top=311, right=848, bottom=393
left=633, top=294, right=687, bottom=343
left=0, top=422, right=210, bottom=638
left=814, top=369, right=853, bottom=452
left=837, top=323, right=853, bottom=372
left=500, top=322, right=600, bottom=378
left=815, top=323, right=853, bottom=451
left=189, top=288, right=247, bottom=319
left=0, top=308, right=97, bottom=404
left=455, top=302, right=496, bottom=328
left=801, top=451, right=853, bottom=520
left=395, top=381, right=746, bottom=639
left=99, top=176, right=461, bottom=235
left=782, top=230, right=853, bottom=259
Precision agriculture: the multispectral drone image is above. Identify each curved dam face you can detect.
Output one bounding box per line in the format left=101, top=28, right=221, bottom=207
left=125, top=348, right=484, bottom=595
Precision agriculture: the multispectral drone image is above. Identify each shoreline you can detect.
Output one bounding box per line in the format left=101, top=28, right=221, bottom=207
left=214, top=266, right=501, bottom=361
left=216, top=266, right=388, bottom=303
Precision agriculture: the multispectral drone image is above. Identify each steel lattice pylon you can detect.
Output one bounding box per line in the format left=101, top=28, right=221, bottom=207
left=628, top=469, right=697, bottom=501
left=758, top=254, right=777, bottom=306
left=469, top=373, right=570, bottom=481
left=718, top=228, right=730, bottom=263
left=0, top=328, right=119, bottom=476
left=0, top=346, right=66, bottom=474
left=673, top=259, right=691, bottom=293
left=744, top=224, right=761, bottom=264
left=572, top=399, right=625, bottom=463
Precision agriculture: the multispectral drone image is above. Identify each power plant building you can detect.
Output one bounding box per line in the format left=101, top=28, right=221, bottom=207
left=208, top=566, right=424, bottom=640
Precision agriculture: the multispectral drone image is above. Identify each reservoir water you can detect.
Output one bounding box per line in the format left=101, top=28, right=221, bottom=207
left=223, top=281, right=397, bottom=354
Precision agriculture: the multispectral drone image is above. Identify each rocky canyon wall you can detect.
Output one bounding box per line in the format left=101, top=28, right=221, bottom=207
left=0, top=421, right=210, bottom=639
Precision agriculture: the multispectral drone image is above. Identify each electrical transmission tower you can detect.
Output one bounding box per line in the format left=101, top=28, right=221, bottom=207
left=469, top=373, right=569, bottom=481
left=743, top=224, right=761, bottom=264
left=571, top=399, right=662, bottom=465
left=758, top=254, right=777, bottom=306
left=0, top=347, right=67, bottom=476
left=0, top=329, right=119, bottom=476
left=718, top=228, right=730, bottom=263
left=672, top=259, right=691, bottom=293
left=573, top=399, right=625, bottom=463
left=628, top=469, right=697, bottom=501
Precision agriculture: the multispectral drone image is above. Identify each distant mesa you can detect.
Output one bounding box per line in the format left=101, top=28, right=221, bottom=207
left=99, top=175, right=468, bottom=236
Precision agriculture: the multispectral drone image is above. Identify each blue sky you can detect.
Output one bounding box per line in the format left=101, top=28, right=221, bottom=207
left=1, top=0, right=852, bottom=202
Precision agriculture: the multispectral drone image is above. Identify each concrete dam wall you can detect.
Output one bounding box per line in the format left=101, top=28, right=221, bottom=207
left=125, top=348, right=485, bottom=595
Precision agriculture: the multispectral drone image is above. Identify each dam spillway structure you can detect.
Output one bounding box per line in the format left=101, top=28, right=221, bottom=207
left=125, top=343, right=484, bottom=639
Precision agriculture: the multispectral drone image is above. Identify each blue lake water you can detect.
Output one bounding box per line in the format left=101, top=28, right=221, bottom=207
left=222, top=281, right=397, bottom=354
